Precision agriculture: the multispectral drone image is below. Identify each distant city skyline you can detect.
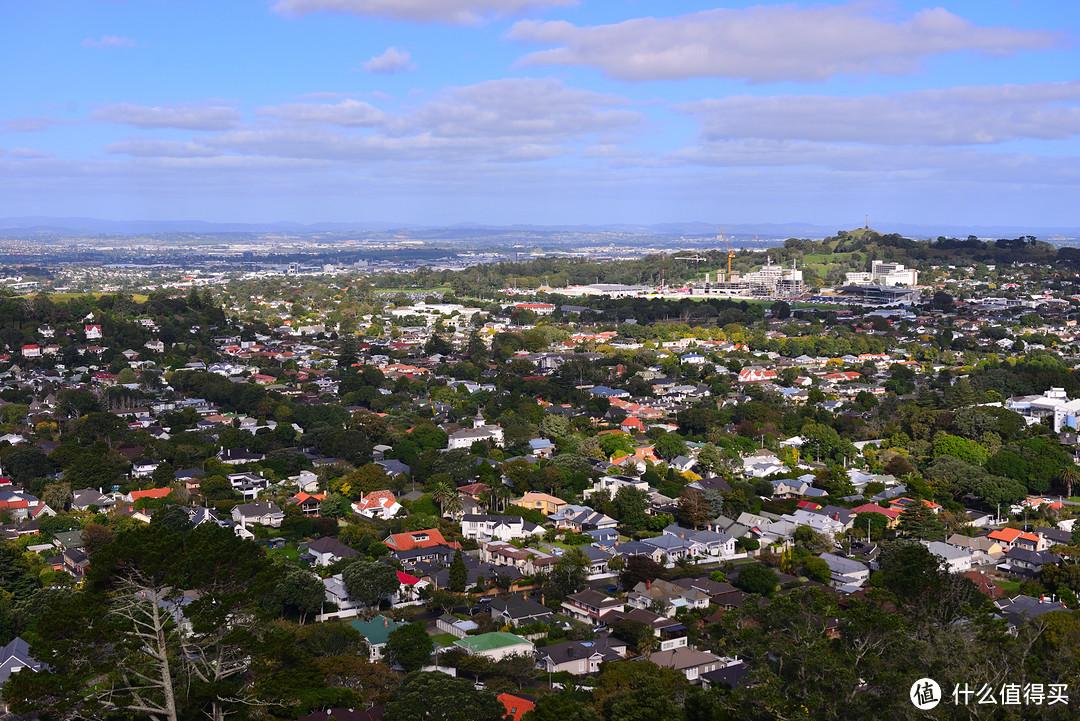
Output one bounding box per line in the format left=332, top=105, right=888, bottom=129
left=2, top=1, right=1078, bottom=227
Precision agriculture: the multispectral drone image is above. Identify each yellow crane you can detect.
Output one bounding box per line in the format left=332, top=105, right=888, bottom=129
left=719, top=226, right=735, bottom=280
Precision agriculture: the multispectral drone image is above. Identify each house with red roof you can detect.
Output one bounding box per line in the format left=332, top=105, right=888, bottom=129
left=988, top=527, right=1047, bottom=552
left=352, top=491, right=402, bottom=521
left=383, top=528, right=453, bottom=552
left=124, top=487, right=172, bottom=504
left=498, top=694, right=535, bottom=721
left=288, top=492, right=326, bottom=516
left=851, top=503, right=901, bottom=527
left=738, top=368, right=777, bottom=383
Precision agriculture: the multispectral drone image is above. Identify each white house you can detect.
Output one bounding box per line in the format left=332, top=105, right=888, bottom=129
left=459, top=514, right=544, bottom=542
left=231, top=501, right=284, bottom=528
left=819, top=553, right=870, bottom=588
left=447, top=412, right=504, bottom=450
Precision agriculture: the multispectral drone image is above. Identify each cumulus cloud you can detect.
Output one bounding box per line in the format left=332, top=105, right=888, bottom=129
left=1, top=116, right=74, bottom=132
left=677, top=81, right=1080, bottom=146
left=393, top=77, right=641, bottom=142
left=82, top=35, right=136, bottom=48
left=124, top=79, right=641, bottom=166
left=272, top=0, right=575, bottom=24
left=361, top=47, right=417, bottom=74
left=0, top=147, right=52, bottom=159
left=104, top=140, right=221, bottom=158
left=257, top=99, right=387, bottom=127
left=91, top=103, right=242, bottom=130
left=509, top=5, right=1060, bottom=82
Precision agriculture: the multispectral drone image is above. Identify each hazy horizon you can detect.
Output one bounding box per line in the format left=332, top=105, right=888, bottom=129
left=3, top=2, right=1079, bottom=227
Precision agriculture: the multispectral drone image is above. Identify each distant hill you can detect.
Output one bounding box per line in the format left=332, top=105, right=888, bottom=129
left=0, top=216, right=1077, bottom=242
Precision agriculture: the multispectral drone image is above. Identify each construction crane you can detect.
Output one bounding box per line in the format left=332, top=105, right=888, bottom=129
left=718, top=226, right=735, bottom=280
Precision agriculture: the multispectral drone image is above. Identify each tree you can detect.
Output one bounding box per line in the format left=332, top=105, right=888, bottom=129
left=277, top=568, right=325, bottom=625
left=320, top=493, right=352, bottom=518
left=151, top=505, right=194, bottom=534
left=619, top=555, right=666, bottom=590
left=384, top=671, right=505, bottom=721
left=696, top=443, right=724, bottom=475
left=550, top=548, right=589, bottom=598
left=449, top=549, right=468, bottom=593
left=428, top=477, right=457, bottom=517
left=7, top=523, right=277, bottom=721
left=525, top=690, right=602, bottom=721
left=612, top=486, right=649, bottom=530
left=81, top=523, right=114, bottom=556
left=385, top=622, right=434, bottom=673
left=896, top=502, right=946, bottom=541
left=342, top=561, right=400, bottom=612
left=675, top=488, right=709, bottom=529
left=652, top=433, right=688, bottom=461
left=734, top=563, right=778, bottom=596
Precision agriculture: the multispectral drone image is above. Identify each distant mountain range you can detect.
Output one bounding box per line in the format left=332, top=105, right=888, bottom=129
left=1, top=216, right=1077, bottom=241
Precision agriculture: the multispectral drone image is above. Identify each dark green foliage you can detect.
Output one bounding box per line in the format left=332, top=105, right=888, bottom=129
left=384, top=671, right=505, bottom=721
left=342, top=560, right=400, bottom=608
left=385, top=622, right=434, bottom=673
left=619, top=555, right=666, bottom=590
left=449, top=549, right=468, bottom=593
left=734, top=563, right=778, bottom=596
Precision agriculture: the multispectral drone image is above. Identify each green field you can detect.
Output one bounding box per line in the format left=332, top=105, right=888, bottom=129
left=266, top=545, right=300, bottom=561
left=374, top=286, right=453, bottom=295
left=24, top=292, right=149, bottom=303
left=431, top=633, right=460, bottom=648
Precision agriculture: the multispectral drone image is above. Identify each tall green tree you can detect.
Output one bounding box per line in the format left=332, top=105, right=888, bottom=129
left=449, top=549, right=468, bottom=593
left=384, top=671, right=505, bottom=721
left=342, top=560, right=400, bottom=612
left=385, top=622, right=434, bottom=673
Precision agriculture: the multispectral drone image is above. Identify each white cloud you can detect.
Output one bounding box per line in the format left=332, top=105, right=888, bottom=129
left=91, top=103, right=242, bottom=130
left=1, top=116, right=74, bottom=132
left=0, top=147, right=53, bottom=159
left=394, top=77, right=641, bottom=142
left=509, top=5, right=1060, bottom=82
left=677, top=82, right=1080, bottom=146
left=665, top=138, right=1080, bottom=189
left=228, top=78, right=642, bottom=163
left=104, top=140, right=221, bottom=158
left=361, top=47, right=417, bottom=74
left=257, top=99, right=387, bottom=127
left=82, top=35, right=136, bottom=49
left=273, top=0, right=575, bottom=25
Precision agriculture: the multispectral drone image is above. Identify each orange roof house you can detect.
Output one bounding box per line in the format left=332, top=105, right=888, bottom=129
left=126, top=487, right=172, bottom=502
left=383, top=528, right=451, bottom=551
left=498, top=694, right=535, bottom=721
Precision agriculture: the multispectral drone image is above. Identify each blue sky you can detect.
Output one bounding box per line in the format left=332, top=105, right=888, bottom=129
left=1, top=1, right=1078, bottom=228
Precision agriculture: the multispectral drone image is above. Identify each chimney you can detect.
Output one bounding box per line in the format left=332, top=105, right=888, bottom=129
left=541, top=594, right=546, bottom=606
left=383, top=617, right=388, bottom=627
left=646, top=580, right=651, bottom=590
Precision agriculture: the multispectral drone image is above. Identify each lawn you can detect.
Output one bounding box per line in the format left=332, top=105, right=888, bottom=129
left=375, top=286, right=453, bottom=295
left=266, top=545, right=300, bottom=561
left=23, top=292, right=149, bottom=303
left=994, top=578, right=1022, bottom=598
left=431, top=633, right=460, bottom=648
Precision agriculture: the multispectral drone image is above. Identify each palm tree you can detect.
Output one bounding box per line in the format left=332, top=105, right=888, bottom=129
left=494, top=483, right=514, bottom=512
left=1058, top=465, right=1077, bottom=499
left=429, top=479, right=455, bottom=517
left=443, top=492, right=464, bottom=520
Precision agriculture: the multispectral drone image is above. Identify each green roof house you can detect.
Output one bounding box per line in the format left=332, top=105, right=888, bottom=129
left=350, top=615, right=407, bottom=662
left=453, top=631, right=535, bottom=661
